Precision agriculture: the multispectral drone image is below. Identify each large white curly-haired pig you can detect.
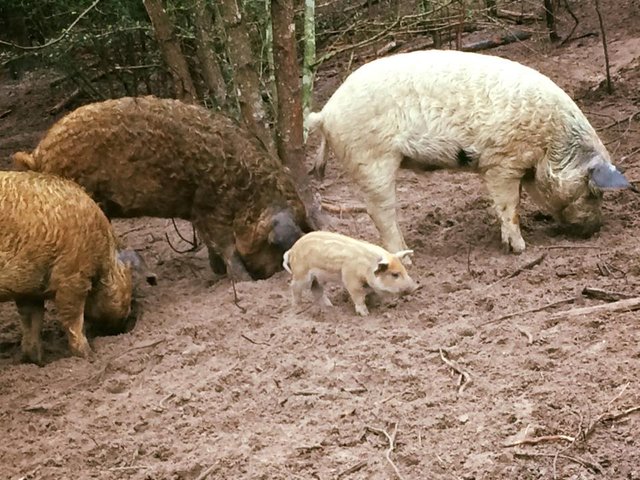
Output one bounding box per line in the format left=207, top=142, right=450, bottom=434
left=0, top=171, right=149, bottom=365
left=307, top=49, right=633, bottom=254
left=13, top=96, right=313, bottom=281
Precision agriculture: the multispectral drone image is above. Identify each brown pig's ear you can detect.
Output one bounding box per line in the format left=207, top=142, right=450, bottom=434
left=118, top=249, right=158, bottom=286
left=267, top=210, right=303, bottom=251
left=375, top=257, right=390, bottom=274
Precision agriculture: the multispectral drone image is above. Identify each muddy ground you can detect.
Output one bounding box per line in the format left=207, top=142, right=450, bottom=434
left=0, top=1, right=639, bottom=479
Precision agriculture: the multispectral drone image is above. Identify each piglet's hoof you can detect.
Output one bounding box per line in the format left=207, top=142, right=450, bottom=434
left=502, top=237, right=526, bottom=255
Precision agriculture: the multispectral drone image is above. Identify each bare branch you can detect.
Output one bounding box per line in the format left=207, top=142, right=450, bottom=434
left=0, top=0, right=102, bottom=50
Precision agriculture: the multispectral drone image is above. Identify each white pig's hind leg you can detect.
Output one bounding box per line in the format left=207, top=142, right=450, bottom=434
left=350, top=153, right=408, bottom=257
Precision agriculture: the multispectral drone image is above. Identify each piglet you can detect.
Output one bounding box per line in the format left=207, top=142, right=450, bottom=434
left=283, top=231, right=418, bottom=315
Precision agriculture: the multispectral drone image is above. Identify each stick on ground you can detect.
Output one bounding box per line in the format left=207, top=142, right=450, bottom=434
left=485, top=253, right=546, bottom=290
left=581, top=286, right=634, bottom=302
left=336, top=461, right=367, bottom=479
left=504, top=434, right=575, bottom=447
left=439, top=349, right=472, bottom=395
left=514, top=450, right=603, bottom=473
left=366, top=423, right=405, bottom=480
left=480, top=297, right=575, bottom=326
left=549, top=296, right=640, bottom=320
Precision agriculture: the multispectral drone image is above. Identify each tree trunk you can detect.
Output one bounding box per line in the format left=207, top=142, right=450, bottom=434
left=217, top=0, right=275, bottom=154
left=143, top=0, right=197, bottom=102
left=302, top=0, right=315, bottom=120
left=271, top=0, right=303, bottom=169
left=486, top=0, right=498, bottom=17
left=271, top=0, right=323, bottom=229
left=544, top=0, right=560, bottom=42
left=191, top=0, right=227, bottom=107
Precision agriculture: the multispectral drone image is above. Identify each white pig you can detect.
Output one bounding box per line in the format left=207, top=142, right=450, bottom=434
left=283, top=231, right=417, bottom=315
left=306, top=49, right=633, bottom=256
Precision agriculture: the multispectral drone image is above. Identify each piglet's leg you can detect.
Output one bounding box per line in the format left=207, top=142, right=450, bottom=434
left=310, top=278, right=333, bottom=307
left=15, top=299, right=45, bottom=365
left=356, top=156, right=409, bottom=260
left=341, top=268, right=369, bottom=316
left=484, top=167, right=526, bottom=254
left=291, top=274, right=312, bottom=305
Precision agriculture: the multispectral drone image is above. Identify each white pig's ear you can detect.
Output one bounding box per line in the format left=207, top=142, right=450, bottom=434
left=589, top=162, right=634, bottom=190
left=394, top=249, right=414, bottom=259
left=375, top=257, right=389, bottom=274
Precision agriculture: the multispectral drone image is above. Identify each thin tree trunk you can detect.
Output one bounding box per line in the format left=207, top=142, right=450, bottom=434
left=191, top=0, right=227, bottom=107
left=271, top=0, right=323, bottom=228
left=143, top=0, right=197, bottom=102
left=594, top=0, right=613, bottom=93
left=264, top=0, right=278, bottom=118
left=486, top=0, right=497, bottom=17
left=544, top=0, right=560, bottom=42
left=271, top=0, right=303, bottom=168
left=302, top=0, right=315, bottom=120
left=218, top=0, right=275, bottom=153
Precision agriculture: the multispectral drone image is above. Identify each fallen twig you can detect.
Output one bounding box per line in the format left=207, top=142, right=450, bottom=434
left=541, top=244, right=599, bottom=250
left=380, top=390, right=410, bottom=404
left=516, top=325, right=533, bottom=345
left=581, top=286, right=634, bottom=302
left=336, top=460, right=367, bottom=479
left=107, top=465, right=150, bottom=471
left=0, top=109, right=12, bottom=119
left=582, top=383, right=639, bottom=441
left=602, top=110, right=640, bottom=130
left=49, top=88, right=82, bottom=115
left=152, top=393, right=176, bottom=413
left=485, top=253, right=546, bottom=289
left=514, top=450, right=603, bottom=473
left=165, top=219, right=200, bottom=254
left=504, top=434, right=575, bottom=447
left=195, top=464, right=217, bottom=480
left=439, top=349, right=471, bottom=395
left=495, top=9, right=540, bottom=23
left=230, top=279, right=246, bottom=313
left=480, top=297, right=575, bottom=326
left=321, top=201, right=367, bottom=214
left=240, top=333, right=271, bottom=346
left=365, top=423, right=405, bottom=480
left=462, top=30, right=532, bottom=52
left=549, top=296, right=640, bottom=320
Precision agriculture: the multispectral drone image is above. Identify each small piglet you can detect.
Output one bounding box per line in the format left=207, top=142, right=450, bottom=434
left=283, top=231, right=418, bottom=315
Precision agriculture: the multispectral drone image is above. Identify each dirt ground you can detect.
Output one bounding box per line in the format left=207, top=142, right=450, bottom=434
left=1, top=2, right=639, bottom=479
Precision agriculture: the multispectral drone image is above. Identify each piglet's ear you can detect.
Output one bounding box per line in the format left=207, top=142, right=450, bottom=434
left=394, top=249, right=414, bottom=259
left=589, top=163, right=634, bottom=190
left=375, top=257, right=389, bottom=274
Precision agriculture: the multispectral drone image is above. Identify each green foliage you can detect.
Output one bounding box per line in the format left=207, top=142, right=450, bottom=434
left=0, top=0, right=160, bottom=99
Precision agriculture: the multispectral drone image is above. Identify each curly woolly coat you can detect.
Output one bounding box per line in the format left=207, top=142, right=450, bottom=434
left=307, top=49, right=631, bottom=254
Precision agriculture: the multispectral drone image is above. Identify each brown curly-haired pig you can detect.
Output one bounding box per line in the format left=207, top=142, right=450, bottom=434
left=13, top=96, right=313, bottom=281
left=0, top=171, right=148, bottom=365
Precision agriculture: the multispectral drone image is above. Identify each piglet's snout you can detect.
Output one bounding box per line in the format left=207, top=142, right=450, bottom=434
left=401, top=278, right=419, bottom=295
left=384, top=274, right=418, bottom=296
